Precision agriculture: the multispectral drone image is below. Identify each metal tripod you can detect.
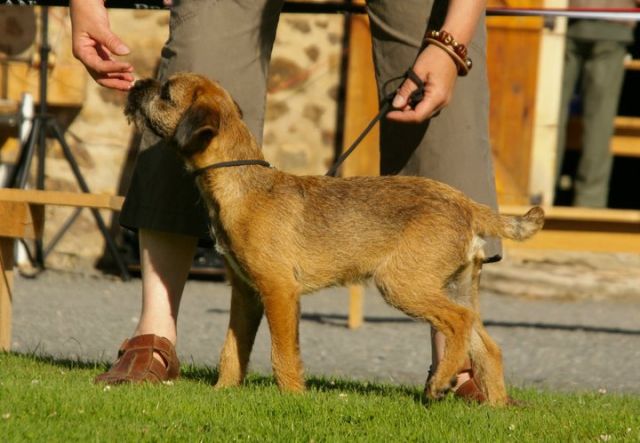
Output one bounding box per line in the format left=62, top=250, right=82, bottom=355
left=8, top=7, right=130, bottom=280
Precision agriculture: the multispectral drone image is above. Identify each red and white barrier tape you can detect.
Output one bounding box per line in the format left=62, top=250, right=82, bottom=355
left=488, top=8, right=640, bottom=21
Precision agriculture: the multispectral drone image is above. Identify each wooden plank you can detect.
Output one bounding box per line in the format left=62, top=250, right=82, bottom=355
left=624, top=59, right=640, bottom=71
left=611, top=117, right=640, bottom=157
left=501, top=205, right=640, bottom=253
left=342, top=1, right=375, bottom=330
left=615, top=116, right=640, bottom=131
left=0, top=189, right=124, bottom=211
left=0, top=201, right=44, bottom=239
left=504, top=230, right=640, bottom=253
left=341, top=11, right=379, bottom=178
left=347, top=284, right=364, bottom=330
left=567, top=116, right=640, bottom=157
left=611, top=136, right=640, bottom=157
left=487, top=13, right=543, bottom=205
left=0, top=237, right=14, bottom=351
left=500, top=205, right=640, bottom=224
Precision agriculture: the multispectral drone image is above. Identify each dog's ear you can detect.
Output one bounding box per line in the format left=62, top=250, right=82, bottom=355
left=174, top=99, right=220, bottom=154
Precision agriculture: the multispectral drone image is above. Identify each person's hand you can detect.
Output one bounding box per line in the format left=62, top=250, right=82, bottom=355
left=70, top=0, right=134, bottom=91
left=386, top=44, right=459, bottom=124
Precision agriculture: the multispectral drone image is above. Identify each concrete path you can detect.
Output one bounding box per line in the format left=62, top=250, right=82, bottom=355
left=9, top=270, right=640, bottom=393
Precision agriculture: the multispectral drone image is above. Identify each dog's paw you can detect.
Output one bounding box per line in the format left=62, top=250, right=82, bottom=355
left=213, top=376, right=243, bottom=390
left=213, top=381, right=232, bottom=390
left=423, top=380, right=451, bottom=402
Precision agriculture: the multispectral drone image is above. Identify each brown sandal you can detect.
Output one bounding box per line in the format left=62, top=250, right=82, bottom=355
left=453, top=367, right=487, bottom=403
left=94, top=334, right=180, bottom=384
left=424, top=364, right=488, bottom=403
left=454, top=367, right=523, bottom=405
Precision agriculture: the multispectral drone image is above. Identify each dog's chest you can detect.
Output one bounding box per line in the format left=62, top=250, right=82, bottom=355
left=208, top=210, right=256, bottom=289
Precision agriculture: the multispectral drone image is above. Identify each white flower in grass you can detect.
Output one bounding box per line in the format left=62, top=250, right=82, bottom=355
left=162, top=380, right=174, bottom=386
left=598, top=388, right=607, bottom=395
left=31, top=379, right=40, bottom=385
left=2, top=413, right=10, bottom=420
left=103, top=385, right=112, bottom=392
left=338, top=393, right=347, bottom=398
left=599, top=434, right=611, bottom=442
left=508, top=424, right=516, bottom=431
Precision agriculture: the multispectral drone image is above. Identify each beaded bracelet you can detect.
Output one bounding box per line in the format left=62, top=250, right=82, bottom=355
left=423, top=30, right=472, bottom=76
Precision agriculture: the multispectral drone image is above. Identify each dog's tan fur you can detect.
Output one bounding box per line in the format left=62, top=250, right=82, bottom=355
left=125, top=73, right=544, bottom=406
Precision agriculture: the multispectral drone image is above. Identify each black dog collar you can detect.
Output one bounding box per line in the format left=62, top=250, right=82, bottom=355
left=192, top=159, right=273, bottom=177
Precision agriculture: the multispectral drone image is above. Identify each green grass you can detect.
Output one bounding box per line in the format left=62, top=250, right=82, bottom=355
left=1, top=353, right=638, bottom=442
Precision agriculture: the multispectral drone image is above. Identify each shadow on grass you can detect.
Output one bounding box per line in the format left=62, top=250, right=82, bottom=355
left=6, top=351, right=426, bottom=404
left=306, top=376, right=423, bottom=402
left=4, top=350, right=109, bottom=371
left=181, top=366, right=424, bottom=403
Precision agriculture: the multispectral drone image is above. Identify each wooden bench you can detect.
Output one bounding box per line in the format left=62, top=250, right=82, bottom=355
left=0, top=188, right=367, bottom=351
left=0, top=188, right=124, bottom=350
left=500, top=205, right=640, bottom=253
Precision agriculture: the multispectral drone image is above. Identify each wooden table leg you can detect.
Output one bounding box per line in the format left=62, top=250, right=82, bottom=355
left=348, top=284, right=364, bottom=329
left=0, top=237, right=15, bottom=351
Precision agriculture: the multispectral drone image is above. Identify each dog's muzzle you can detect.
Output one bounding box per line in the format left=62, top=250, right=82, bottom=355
left=124, top=79, right=159, bottom=121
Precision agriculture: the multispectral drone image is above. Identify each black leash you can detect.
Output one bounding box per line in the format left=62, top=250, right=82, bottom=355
left=191, top=69, right=424, bottom=178
left=325, top=68, right=425, bottom=177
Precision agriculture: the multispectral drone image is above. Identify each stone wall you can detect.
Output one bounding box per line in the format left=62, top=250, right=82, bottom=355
left=14, top=8, right=344, bottom=272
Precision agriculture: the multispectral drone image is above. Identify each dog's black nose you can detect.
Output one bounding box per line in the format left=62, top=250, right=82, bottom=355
left=124, top=79, right=159, bottom=118
left=129, top=79, right=158, bottom=98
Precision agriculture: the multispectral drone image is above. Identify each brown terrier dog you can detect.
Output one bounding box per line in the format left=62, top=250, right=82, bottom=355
left=125, top=73, right=544, bottom=406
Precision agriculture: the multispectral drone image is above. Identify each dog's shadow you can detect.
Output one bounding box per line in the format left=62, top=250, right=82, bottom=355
left=179, top=364, right=424, bottom=403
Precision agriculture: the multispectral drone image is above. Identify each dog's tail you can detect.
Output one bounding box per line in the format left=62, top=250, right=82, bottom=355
left=471, top=203, right=544, bottom=241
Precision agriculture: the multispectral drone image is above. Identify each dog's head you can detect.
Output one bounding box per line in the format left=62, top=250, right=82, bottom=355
left=125, top=73, right=243, bottom=158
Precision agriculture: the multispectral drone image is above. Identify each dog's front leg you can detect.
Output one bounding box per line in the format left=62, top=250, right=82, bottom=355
left=215, top=271, right=264, bottom=389
left=261, top=285, right=305, bottom=392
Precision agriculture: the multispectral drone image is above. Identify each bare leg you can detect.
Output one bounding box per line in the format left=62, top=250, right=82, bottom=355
left=94, top=228, right=198, bottom=383
left=431, top=328, right=471, bottom=387
left=134, top=228, right=198, bottom=344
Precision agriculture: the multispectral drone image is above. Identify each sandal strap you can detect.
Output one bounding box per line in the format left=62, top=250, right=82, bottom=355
left=120, top=334, right=180, bottom=376
left=454, top=377, right=488, bottom=403
left=95, top=334, right=180, bottom=384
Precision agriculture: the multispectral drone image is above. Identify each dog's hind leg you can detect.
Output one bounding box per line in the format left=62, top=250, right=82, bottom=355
left=469, top=324, right=508, bottom=405
left=215, top=271, right=264, bottom=389
left=455, top=253, right=508, bottom=405
left=421, top=299, right=476, bottom=400
left=376, top=270, right=476, bottom=400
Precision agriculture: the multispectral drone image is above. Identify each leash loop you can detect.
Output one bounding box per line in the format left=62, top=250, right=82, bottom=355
left=326, top=68, right=425, bottom=177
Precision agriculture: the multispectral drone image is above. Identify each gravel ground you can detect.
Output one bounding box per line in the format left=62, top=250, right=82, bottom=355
left=9, top=270, right=640, bottom=394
